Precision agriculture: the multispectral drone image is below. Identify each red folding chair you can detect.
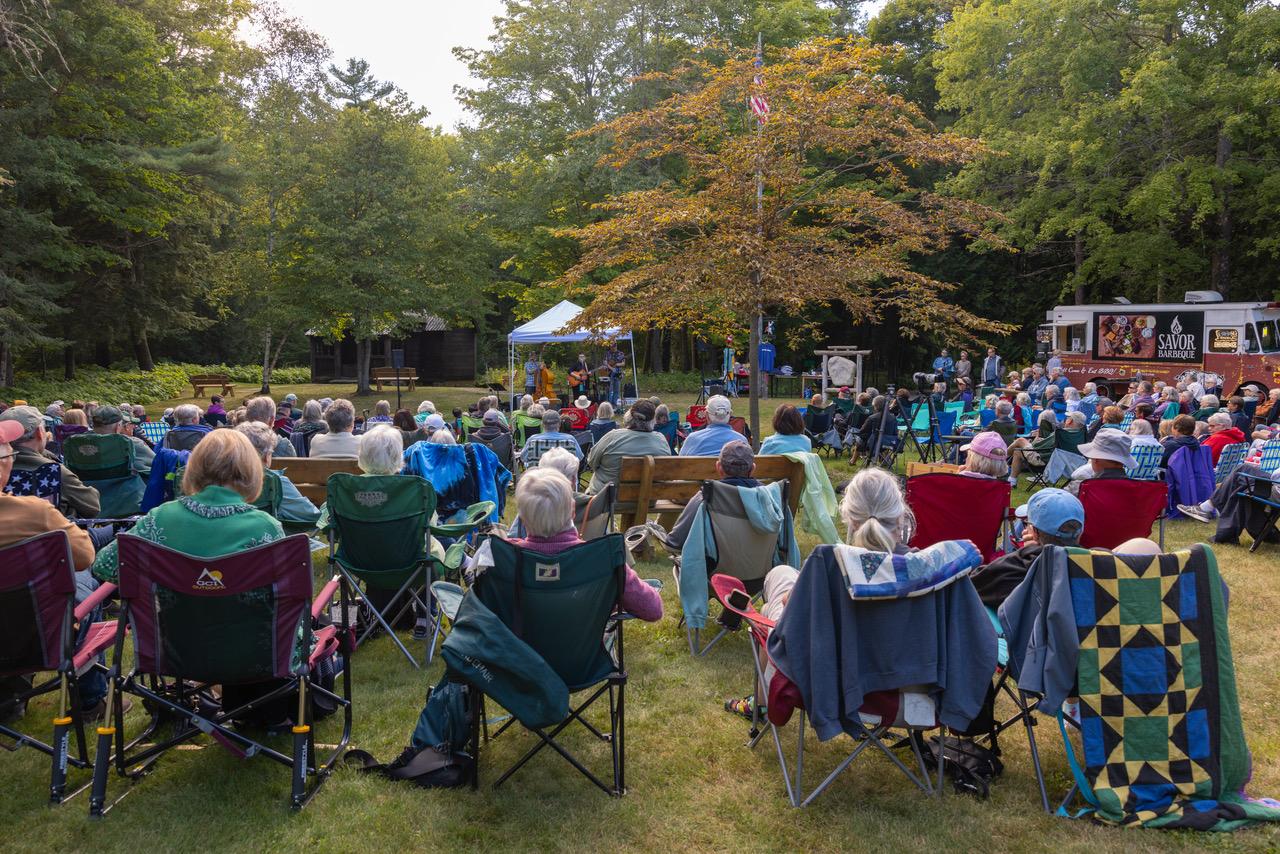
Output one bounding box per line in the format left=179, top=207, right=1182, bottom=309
left=559, top=408, right=587, bottom=431
left=89, top=535, right=353, bottom=816
left=1078, top=478, right=1168, bottom=549
left=905, top=473, right=1012, bottom=562
left=686, top=404, right=708, bottom=431
left=0, top=531, right=120, bottom=804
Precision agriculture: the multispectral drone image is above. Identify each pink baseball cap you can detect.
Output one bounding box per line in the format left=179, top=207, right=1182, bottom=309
left=961, top=431, right=1008, bottom=460
left=0, top=419, right=23, bottom=444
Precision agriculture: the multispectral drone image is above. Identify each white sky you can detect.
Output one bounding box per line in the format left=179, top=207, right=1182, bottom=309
left=274, top=1, right=889, bottom=130
left=275, top=0, right=507, bottom=130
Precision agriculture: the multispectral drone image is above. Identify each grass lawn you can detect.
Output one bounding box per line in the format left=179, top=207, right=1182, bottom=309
left=5, top=384, right=1280, bottom=851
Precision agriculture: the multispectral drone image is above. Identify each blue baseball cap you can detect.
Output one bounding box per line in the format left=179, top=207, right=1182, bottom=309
left=1015, top=488, right=1085, bottom=540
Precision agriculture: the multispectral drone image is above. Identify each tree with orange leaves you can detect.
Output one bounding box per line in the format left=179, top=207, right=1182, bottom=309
left=555, top=37, right=1013, bottom=443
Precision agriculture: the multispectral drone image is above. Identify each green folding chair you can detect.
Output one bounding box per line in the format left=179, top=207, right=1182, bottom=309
left=458, top=414, right=484, bottom=442
left=325, top=472, right=489, bottom=667
left=466, top=534, right=630, bottom=795
left=513, top=413, right=542, bottom=447
left=62, top=433, right=144, bottom=518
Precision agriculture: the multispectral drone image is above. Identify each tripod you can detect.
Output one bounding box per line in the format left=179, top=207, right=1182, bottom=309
left=861, top=388, right=902, bottom=470
left=903, top=391, right=944, bottom=463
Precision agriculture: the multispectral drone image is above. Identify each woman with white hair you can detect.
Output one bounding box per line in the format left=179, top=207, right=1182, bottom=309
left=1063, top=386, right=1081, bottom=413
left=357, top=425, right=406, bottom=475
left=506, top=467, right=661, bottom=621
left=1127, top=417, right=1161, bottom=447
left=293, top=400, right=328, bottom=455
left=415, top=400, right=436, bottom=421
left=428, top=428, right=456, bottom=445
left=368, top=400, right=393, bottom=424
left=309, top=399, right=360, bottom=458
left=723, top=468, right=917, bottom=719
left=588, top=401, right=617, bottom=442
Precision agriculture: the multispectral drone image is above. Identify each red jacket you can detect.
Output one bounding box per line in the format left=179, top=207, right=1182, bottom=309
left=1201, top=427, right=1246, bottom=465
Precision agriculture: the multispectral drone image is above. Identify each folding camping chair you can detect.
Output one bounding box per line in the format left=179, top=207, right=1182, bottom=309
left=673, top=479, right=788, bottom=657
left=1213, top=442, right=1249, bottom=484
left=3, top=460, right=61, bottom=505
left=137, top=421, right=169, bottom=445
left=464, top=534, right=630, bottom=796
left=686, top=404, right=708, bottom=432
left=1234, top=440, right=1280, bottom=553
left=471, top=430, right=515, bottom=474
left=1000, top=545, right=1266, bottom=824
left=905, top=472, right=1011, bottom=562
left=1119, top=411, right=1135, bottom=431
left=656, top=417, right=679, bottom=453
left=1024, top=448, right=1086, bottom=491
left=88, top=535, right=353, bottom=816
left=714, top=566, right=974, bottom=806
left=1165, top=444, right=1214, bottom=520
left=458, top=414, right=484, bottom=442
left=513, top=413, right=542, bottom=448
left=1257, top=438, right=1280, bottom=475
left=1078, top=478, right=1167, bottom=549
left=62, top=433, right=145, bottom=519
left=577, top=482, right=616, bottom=541
left=326, top=473, right=485, bottom=667
left=0, top=532, right=120, bottom=805
left=1125, top=443, right=1163, bottom=481
left=559, top=408, right=587, bottom=432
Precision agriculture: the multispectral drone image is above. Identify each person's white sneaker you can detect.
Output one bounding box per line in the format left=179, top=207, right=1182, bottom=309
left=1177, top=504, right=1217, bottom=523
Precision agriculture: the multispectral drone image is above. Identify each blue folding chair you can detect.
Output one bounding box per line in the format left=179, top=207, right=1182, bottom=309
left=1119, top=412, right=1135, bottom=431
left=1126, top=443, right=1163, bottom=481
left=1257, top=439, right=1280, bottom=475
left=1213, top=442, right=1249, bottom=485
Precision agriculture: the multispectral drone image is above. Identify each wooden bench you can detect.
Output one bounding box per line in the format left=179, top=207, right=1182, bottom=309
left=616, top=454, right=806, bottom=530
left=906, top=461, right=961, bottom=477
left=189, top=374, right=234, bottom=398
left=372, top=367, right=418, bottom=392
left=277, top=457, right=362, bottom=505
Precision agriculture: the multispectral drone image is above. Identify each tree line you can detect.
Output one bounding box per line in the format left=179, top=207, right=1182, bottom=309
left=2, top=0, right=1278, bottom=392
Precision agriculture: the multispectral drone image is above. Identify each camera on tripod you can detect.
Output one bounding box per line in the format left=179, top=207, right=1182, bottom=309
left=913, top=371, right=944, bottom=390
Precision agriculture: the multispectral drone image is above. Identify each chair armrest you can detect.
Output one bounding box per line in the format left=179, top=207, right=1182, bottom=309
left=312, top=575, right=341, bottom=621
left=430, top=501, right=496, bottom=538
left=75, top=582, right=117, bottom=622
left=441, top=542, right=468, bottom=572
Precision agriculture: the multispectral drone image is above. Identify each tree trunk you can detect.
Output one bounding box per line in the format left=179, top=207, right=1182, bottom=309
left=648, top=328, right=664, bottom=373
left=269, top=332, right=288, bottom=375
left=748, top=280, right=762, bottom=451
left=0, top=342, right=11, bottom=388
left=1073, top=232, right=1085, bottom=304
left=63, top=345, right=75, bottom=381
left=356, top=338, right=372, bottom=396
left=260, top=330, right=273, bottom=394
left=131, top=325, right=154, bottom=372
left=1211, top=131, right=1232, bottom=296
left=94, top=340, right=111, bottom=368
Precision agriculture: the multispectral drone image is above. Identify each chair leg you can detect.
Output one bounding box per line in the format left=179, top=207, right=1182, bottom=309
left=49, top=673, right=72, bottom=804
left=290, top=677, right=308, bottom=811
left=1020, top=691, right=1050, bottom=813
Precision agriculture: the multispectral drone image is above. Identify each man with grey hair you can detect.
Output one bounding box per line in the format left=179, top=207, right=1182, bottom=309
left=0, top=405, right=100, bottom=517
left=309, top=398, right=360, bottom=458
left=161, top=403, right=212, bottom=452
left=91, top=405, right=154, bottom=477
left=245, top=395, right=295, bottom=458
left=520, top=409, right=583, bottom=468
left=667, top=442, right=760, bottom=551
left=680, top=394, right=747, bottom=457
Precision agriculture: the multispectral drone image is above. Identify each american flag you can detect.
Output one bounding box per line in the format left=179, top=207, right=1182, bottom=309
left=749, top=46, right=769, bottom=123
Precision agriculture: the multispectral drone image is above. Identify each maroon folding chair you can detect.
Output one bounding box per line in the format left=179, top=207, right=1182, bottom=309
left=559, top=408, right=587, bottom=431
left=1078, top=478, right=1168, bottom=549
left=906, top=473, right=1012, bottom=562
left=88, top=534, right=352, bottom=817
left=0, top=531, right=119, bottom=804
left=713, top=573, right=947, bottom=806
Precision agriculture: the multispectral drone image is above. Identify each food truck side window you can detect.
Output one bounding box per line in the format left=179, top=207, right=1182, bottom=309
left=1244, top=322, right=1260, bottom=354
left=1258, top=319, right=1279, bottom=353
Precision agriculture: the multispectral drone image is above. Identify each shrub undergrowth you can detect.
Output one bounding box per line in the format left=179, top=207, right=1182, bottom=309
left=1, top=363, right=311, bottom=407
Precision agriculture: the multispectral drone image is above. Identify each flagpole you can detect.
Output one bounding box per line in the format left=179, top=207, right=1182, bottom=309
left=748, top=32, right=764, bottom=448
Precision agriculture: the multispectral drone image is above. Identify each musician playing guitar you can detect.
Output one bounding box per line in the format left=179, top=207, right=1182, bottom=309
left=569, top=352, right=592, bottom=398
left=605, top=344, right=626, bottom=406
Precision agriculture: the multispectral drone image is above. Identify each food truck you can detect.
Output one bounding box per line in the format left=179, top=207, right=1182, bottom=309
left=1040, top=292, right=1280, bottom=398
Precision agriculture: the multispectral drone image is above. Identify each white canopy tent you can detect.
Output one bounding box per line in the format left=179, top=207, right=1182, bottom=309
left=506, top=300, right=638, bottom=408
